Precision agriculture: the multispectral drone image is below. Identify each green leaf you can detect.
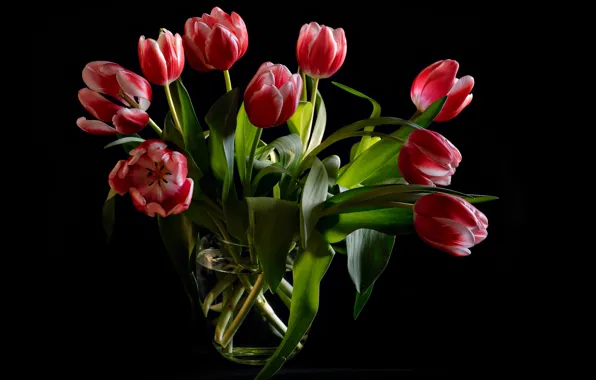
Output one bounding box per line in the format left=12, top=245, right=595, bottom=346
left=158, top=213, right=198, bottom=302
left=322, top=155, right=341, bottom=187
left=337, top=97, right=447, bottom=188
left=287, top=101, right=313, bottom=149
left=346, top=228, right=395, bottom=294
left=258, top=134, right=303, bottom=172
left=102, top=188, right=118, bottom=243
left=305, top=89, right=327, bottom=155
left=300, top=158, right=329, bottom=249
left=251, top=163, right=294, bottom=195
left=222, top=185, right=249, bottom=245
left=184, top=201, right=219, bottom=235
left=116, top=133, right=143, bottom=153
left=171, top=79, right=210, bottom=176
left=205, top=88, right=240, bottom=200
left=255, top=230, right=334, bottom=380
left=361, top=161, right=405, bottom=186
left=332, top=82, right=381, bottom=158
left=317, top=207, right=414, bottom=244
left=354, top=283, right=374, bottom=320
left=104, top=136, right=145, bottom=149
left=234, top=103, right=259, bottom=185
left=246, top=197, right=299, bottom=292
left=163, top=111, right=186, bottom=150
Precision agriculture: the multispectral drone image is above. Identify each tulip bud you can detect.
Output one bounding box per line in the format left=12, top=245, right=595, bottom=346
left=138, top=29, right=185, bottom=86
left=244, top=62, right=303, bottom=128
left=398, top=129, right=461, bottom=186
left=410, top=59, right=474, bottom=122
left=296, top=22, right=346, bottom=79
left=414, top=193, right=489, bottom=257
left=183, top=7, right=248, bottom=72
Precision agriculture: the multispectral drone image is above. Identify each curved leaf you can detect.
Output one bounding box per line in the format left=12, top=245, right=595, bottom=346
left=322, top=155, right=341, bottom=187
left=346, top=228, right=395, bottom=294
left=104, top=136, right=145, bottom=149
left=163, top=112, right=185, bottom=151
left=305, top=89, right=327, bottom=155
left=354, top=283, right=374, bottom=320
left=258, top=134, right=303, bottom=172
left=246, top=197, right=299, bottom=292
left=255, top=230, right=334, bottom=380
left=235, top=103, right=259, bottom=186
left=102, top=188, right=118, bottom=243
left=287, top=101, right=313, bottom=150
left=300, top=158, right=329, bottom=249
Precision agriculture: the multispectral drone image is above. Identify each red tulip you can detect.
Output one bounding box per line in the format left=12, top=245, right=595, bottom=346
left=109, top=140, right=194, bottom=218
left=398, top=129, right=462, bottom=186
left=244, top=62, right=302, bottom=128
left=410, top=59, right=474, bottom=122
left=138, top=29, right=185, bottom=86
left=183, top=7, right=248, bottom=72
left=296, top=22, right=346, bottom=79
left=76, top=61, right=152, bottom=136
left=414, top=193, right=488, bottom=257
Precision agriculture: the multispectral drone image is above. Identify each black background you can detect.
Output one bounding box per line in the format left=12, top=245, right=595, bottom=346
left=39, top=2, right=528, bottom=378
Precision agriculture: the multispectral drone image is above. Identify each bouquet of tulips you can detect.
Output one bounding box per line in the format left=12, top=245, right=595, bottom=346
left=76, top=6, right=496, bottom=379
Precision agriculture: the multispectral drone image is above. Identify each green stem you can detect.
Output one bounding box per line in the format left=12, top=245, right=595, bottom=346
left=220, top=274, right=266, bottom=348
left=202, top=274, right=237, bottom=317
left=147, top=119, right=163, bottom=136
left=213, top=218, right=243, bottom=265
left=164, top=82, right=183, bottom=134
left=303, top=78, right=320, bottom=153
left=279, top=278, right=293, bottom=297
left=119, top=91, right=163, bottom=136
left=223, top=70, right=232, bottom=92
left=300, top=71, right=307, bottom=101
left=275, top=287, right=291, bottom=310
left=245, top=128, right=263, bottom=196
left=215, top=283, right=245, bottom=344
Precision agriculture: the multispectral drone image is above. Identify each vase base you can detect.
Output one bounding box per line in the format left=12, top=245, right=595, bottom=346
left=214, top=346, right=299, bottom=366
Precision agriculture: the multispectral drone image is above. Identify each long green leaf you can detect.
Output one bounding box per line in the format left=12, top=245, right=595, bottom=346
left=255, top=230, right=334, bottom=380
left=354, top=283, right=374, bottom=320
left=184, top=201, right=219, bottom=235
left=205, top=88, right=240, bottom=200
left=222, top=184, right=249, bottom=245
left=332, top=82, right=381, bottom=158
left=104, top=136, right=145, bottom=149
left=346, top=228, right=395, bottom=294
left=300, top=158, right=329, bottom=249
left=305, top=89, right=327, bottom=155
left=337, top=97, right=447, bottom=188
left=246, top=197, right=299, bottom=292
left=171, top=79, right=210, bottom=176
left=251, top=164, right=295, bottom=194
left=163, top=111, right=186, bottom=151
left=287, top=101, right=313, bottom=150
left=258, top=134, right=303, bottom=172
left=234, top=103, right=259, bottom=186
left=322, top=155, right=341, bottom=187
left=116, top=133, right=143, bottom=153
left=102, top=188, right=118, bottom=243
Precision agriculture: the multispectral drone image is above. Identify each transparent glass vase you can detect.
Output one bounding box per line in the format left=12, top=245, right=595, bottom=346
left=194, top=234, right=307, bottom=365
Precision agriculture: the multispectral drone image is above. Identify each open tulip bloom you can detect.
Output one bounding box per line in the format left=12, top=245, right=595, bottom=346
left=76, top=6, right=497, bottom=379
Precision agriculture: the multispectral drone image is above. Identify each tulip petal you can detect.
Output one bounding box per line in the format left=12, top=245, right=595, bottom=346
left=78, top=88, right=123, bottom=122
left=270, top=64, right=293, bottom=88
left=414, top=216, right=476, bottom=249
left=144, top=140, right=169, bottom=163
left=163, top=178, right=194, bottom=216
left=327, top=28, right=347, bottom=78
left=205, top=24, right=240, bottom=71
left=308, top=26, right=337, bottom=77
left=410, top=60, right=443, bottom=108
left=473, top=228, right=488, bottom=244
left=163, top=151, right=189, bottom=186
left=112, top=108, right=149, bottom=135
left=231, top=12, right=248, bottom=56
left=211, top=6, right=235, bottom=31
left=435, top=94, right=473, bottom=122
left=82, top=61, right=125, bottom=99
left=139, top=37, right=168, bottom=86
left=297, top=22, right=321, bottom=70
left=290, top=73, right=303, bottom=109
left=108, top=160, right=132, bottom=195
left=183, top=36, right=215, bottom=72
left=407, top=144, right=453, bottom=177
left=408, top=130, right=458, bottom=166
left=116, top=70, right=152, bottom=110
left=76, top=117, right=118, bottom=136
left=247, top=62, right=274, bottom=89
left=277, top=81, right=297, bottom=125
left=245, top=70, right=276, bottom=100
left=130, top=187, right=167, bottom=218
left=436, top=76, right=474, bottom=122
left=414, top=193, right=480, bottom=230
left=418, top=60, right=459, bottom=111
left=398, top=149, right=435, bottom=186
left=428, top=176, right=452, bottom=186
left=245, top=84, right=283, bottom=128
left=158, top=30, right=180, bottom=81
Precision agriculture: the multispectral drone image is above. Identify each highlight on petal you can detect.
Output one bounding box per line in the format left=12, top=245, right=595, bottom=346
left=116, top=70, right=152, bottom=109
left=245, top=84, right=283, bottom=128
left=112, top=108, right=149, bottom=135
left=139, top=37, right=168, bottom=86
left=82, top=61, right=124, bottom=99
left=108, top=160, right=132, bottom=195
left=205, top=24, right=240, bottom=71
left=410, top=60, right=444, bottom=107
left=78, top=88, right=122, bottom=122
left=76, top=117, right=117, bottom=136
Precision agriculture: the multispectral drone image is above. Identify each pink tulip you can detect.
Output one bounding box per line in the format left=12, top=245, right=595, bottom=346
left=296, top=22, right=346, bottom=79
left=244, top=62, right=302, bottom=128
left=411, top=59, right=474, bottom=122
left=414, top=193, right=489, bottom=257
left=183, top=7, right=248, bottom=72
left=138, top=29, right=185, bottom=86
left=76, top=61, right=152, bottom=136
left=398, top=129, right=462, bottom=186
left=108, top=140, right=194, bottom=218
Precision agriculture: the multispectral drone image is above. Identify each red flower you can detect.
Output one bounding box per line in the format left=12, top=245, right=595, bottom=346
left=414, top=193, right=488, bottom=257
left=244, top=62, right=302, bottom=128
left=410, top=59, right=474, bottom=122
left=109, top=140, right=194, bottom=218
left=296, top=22, right=346, bottom=79
left=76, top=61, right=152, bottom=136
left=398, top=129, right=462, bottom=186
left=183, top=7, right=248, bottom=72
left=138, top=29, right=185, bottom=86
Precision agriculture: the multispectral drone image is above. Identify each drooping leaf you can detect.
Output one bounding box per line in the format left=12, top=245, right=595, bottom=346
left=337, top=97, right=447, bottom=188
left=305, top=89, right=327, bottom=155
left=332, top=82, right=381, bottom=159
left=257, top=134, right=303, bottom=172
left=300, top=158, right=329, bottom=249
left=346, top=228, right=395, bottom=294
left=234, top=103, right=260, bottom=186
left=287, top=101, right=313, bottom=149
left=322, top=155, right=341, bottom=187
left=104, top=136, right=145, bottom=149
left=246, top=197, right=299, bottom=292
left=354, top=283, right=374, bottom=320
left=163, top=111, right=186, bottom=151
left=170, top=79, right=210, bottom=176
left=205, top=88, right=240, bottom=200
left=102, top=188, right=118, bottom=243
left=255, top=230, right=334, bottom=380
left=116, top=133, right=143, bottom=153
left=317, top=207, right=415, bottom=244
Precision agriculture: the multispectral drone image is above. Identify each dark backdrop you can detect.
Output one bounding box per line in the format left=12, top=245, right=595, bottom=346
left=40, top=2, right=527, bottom=378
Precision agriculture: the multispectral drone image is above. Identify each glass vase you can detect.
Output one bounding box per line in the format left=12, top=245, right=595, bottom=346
left=194, top=234, right=307, bottom=365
